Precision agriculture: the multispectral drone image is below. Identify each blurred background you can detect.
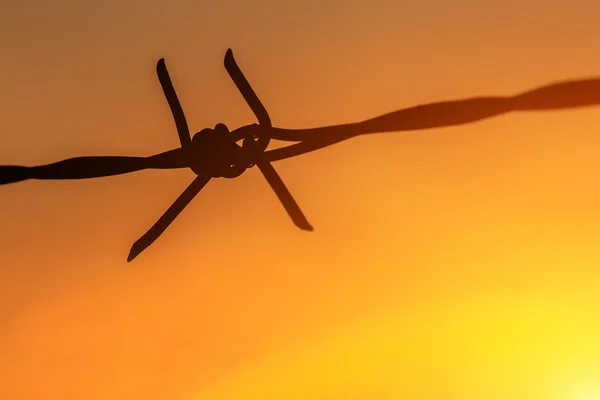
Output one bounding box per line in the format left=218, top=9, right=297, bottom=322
left=1, top=0, right=600, bottom=399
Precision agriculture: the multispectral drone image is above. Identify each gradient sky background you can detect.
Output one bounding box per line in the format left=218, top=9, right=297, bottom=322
left=2, top=0, right=600, bottom=399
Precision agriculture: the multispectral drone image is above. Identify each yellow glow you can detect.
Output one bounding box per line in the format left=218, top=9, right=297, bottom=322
left=197, top=295, right=600, bottom=399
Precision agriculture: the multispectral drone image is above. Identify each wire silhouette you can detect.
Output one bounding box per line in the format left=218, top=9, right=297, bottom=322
left=2, top=49, right=600, bottom=261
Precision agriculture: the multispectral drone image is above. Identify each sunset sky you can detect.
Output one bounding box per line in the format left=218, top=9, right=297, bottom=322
left=2, top=0, right=600, bottom=399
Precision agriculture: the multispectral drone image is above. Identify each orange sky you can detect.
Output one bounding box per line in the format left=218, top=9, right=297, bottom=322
left=1, top=1, right=600, bottom=399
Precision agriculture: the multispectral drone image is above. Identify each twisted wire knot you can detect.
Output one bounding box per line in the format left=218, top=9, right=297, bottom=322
left=189, top=123, right=271, bottom=179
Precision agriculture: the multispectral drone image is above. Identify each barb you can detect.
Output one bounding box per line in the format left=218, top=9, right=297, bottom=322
left=256, top=157, right=313, bottom=231
left=157, top=58, right=192, bottom=148
left=224, top=49, right=272, bottom=128
left=128, top=174, right=211, bottom=262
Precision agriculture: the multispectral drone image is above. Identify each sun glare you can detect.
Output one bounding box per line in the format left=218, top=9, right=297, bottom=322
left=567, top=382, right=600, bottom=400
left=576, top=391, right=600, bottom=400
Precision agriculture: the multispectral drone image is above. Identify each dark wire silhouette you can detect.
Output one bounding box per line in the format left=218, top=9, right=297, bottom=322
left=265, top=77, right=600, bottom=161
left=2, top=48, right=600, bottom=261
